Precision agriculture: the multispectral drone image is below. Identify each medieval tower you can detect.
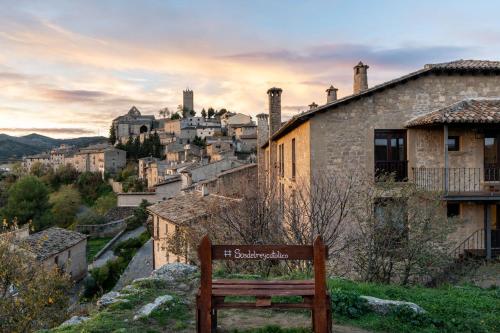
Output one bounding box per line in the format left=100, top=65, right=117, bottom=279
left=183, top=89, right=194, bottom=111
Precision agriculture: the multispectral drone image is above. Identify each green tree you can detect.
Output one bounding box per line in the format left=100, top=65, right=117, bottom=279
left=93, top=192, right=117, bottom=215
left=158, top=107, right=170, bottom=119
left=201, top=108, right=207, bottom=118
left=190, top=109, right=196, bottom=116
left=217, top=108, right=228, bottom=117
left=170, top=112, right=181, bottom=120
left=50, top=185, right=81, bottom=228
left=49, top=164, right=79, bottom=189
left=192, top=135, right=206, bottom=148
left=1, top=176, right=51, bottom=229
left=77, top=172, right=111, bottom=205
left=30, top=161, right=49, bottom=177
left=0, top=235, right=72, bottom=332
left=207, top=107, right=215, bottom=119
left=109, top=125, right=117, bottom=145
left=151, top=131, right=162, bottom=158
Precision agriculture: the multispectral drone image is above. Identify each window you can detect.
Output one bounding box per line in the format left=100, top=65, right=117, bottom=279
left=278, top=144, right=284, bottom=178
left=291, top=138, right=296, bottom=179
left=165, top=222, right=168, bottom=235
left=156, top=217, right=160, bottom=238
left=447, top=202, right=460, bottom=218
left=447, top=136, right=460, bottom=151
left=374, top=130, right=407, bottom=181
left=54, top=256, right=59, bottom=265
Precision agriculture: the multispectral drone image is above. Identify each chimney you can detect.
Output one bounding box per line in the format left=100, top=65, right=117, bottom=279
left=308, top=102, right=318, bottom=110
left=256, top=113, right=269, bottom=147
left=353, top=61, right=369, bottom=94
left=267, top=87, right=282, bottom=135
left=326, top=85, right=338, bottom=103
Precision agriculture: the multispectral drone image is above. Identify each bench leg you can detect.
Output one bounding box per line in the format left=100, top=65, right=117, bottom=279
left=211, top=308, right=217, bottom=333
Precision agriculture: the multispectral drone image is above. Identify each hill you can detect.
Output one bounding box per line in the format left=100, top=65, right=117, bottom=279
left=0, top=133, right=108, bottom=162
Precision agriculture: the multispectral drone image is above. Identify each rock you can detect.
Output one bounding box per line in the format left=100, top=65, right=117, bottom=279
left=150, top=263, right=197, bottom=282
left=60, top=316, right=90, bottom=327
left=133, top=294, right=174, bottom=320
left=360, top=295, right=426, bottom=315
left=97, top=291, right=128, bottom=308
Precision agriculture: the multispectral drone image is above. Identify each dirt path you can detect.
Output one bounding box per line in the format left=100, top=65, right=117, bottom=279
left=217, top=309, right=372, bottom=333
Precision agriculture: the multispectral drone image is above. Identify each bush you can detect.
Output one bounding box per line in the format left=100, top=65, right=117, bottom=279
left=330, top=288, right=370, bottom=319
left=125, top=200, right=150, bottom=231
left=77, top=210, right=106, bottom=226
left=92, top=192, right=117, bottom=215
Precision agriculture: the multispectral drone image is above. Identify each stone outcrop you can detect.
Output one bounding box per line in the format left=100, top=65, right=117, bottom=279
left=133, top=295, right=174, bottom=320
left=60, top=316, right=90, bottom=327
left=360, top=295, right=426, bottom=315
left=96, top=291, right=129, bottom=308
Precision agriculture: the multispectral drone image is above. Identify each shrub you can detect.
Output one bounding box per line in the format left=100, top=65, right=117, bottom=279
left=76, top=210, right=106, bottom=226
left=330, top=288, right=370, bottom=319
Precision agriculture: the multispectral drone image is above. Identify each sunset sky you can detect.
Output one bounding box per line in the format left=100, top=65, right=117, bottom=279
left=1, top=1, right=500, bottom=138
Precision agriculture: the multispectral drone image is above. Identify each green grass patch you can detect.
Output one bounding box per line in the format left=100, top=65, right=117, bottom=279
left=86, top=237, right=112, bottom=262
left=328, top=278, right=500, bottom=333
left=231, top=326, right=311, bottom=333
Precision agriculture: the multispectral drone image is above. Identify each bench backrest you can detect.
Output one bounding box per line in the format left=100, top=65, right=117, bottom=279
left=197, top=235, right=328, bottom=300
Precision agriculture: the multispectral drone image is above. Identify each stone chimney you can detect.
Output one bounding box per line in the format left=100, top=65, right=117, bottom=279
left=353, top=61, right=369, bottom=94
left=326, top=85, right=338, bottom=103
left=308, top=102, right=318, bottom=110
left=267, top=87, right=282, bottom=135
left=256, top=113, right=269, bottom=191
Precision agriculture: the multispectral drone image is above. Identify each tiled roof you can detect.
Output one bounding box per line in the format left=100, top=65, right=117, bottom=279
left=263, top=59, right=500, bottom=146
left=19, top=227, right=86, bottom=260
left=147, top=192, right=238, bottom=225
left=424, top=60, right=500, bottom=70
left=406, top=98, right=500, bottom=127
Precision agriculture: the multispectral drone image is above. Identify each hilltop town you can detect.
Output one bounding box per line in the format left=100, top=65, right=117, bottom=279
left=1, top=58, right=500, bottom=333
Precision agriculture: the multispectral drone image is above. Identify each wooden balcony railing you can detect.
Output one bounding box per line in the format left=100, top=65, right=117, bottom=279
left=412, top=167, right=483, bottom=192
left=375, top=160, right=408, bottom=181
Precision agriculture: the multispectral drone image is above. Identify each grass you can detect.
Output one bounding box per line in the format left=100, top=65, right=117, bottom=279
left=86, top=237, right=112, bottom=262
left=328, top=278, right=500, bottom=333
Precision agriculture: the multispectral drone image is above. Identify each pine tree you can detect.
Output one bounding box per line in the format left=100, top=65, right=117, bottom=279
left=109, top=125, right=117, bottom=145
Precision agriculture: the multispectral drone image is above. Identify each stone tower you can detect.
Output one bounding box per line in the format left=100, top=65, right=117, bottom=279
left=267, top=87, right=282, bottom=187
left=256, top=113, right=269, bottom=190
left=326, top=85, right=338, bottom=103
left=353, top=62, right=369, bottom=94
left=267, top=87, right=282, bottom=135
left=183, top=89, right=194, bottom=111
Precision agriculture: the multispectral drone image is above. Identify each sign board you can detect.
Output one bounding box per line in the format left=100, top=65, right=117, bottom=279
left=211, top=245, right=314, bottom=260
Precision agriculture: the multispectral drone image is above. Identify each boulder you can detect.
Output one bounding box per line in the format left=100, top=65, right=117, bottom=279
left=97, top=291, right=128, bottom=308
left=150, top=263, right=197, bottom=282
left=60, top=316, right=90, bottom=327
left=133, top=294, right=174, bottom=320
left=360, top=295, right=426, bottom=315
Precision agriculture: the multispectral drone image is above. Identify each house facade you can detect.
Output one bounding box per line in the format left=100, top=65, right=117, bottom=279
left=260, top=60, right=500, bottom=259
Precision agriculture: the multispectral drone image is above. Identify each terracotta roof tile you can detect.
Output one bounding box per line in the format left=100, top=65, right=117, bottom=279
left=406, top=98, right=500, bottom=127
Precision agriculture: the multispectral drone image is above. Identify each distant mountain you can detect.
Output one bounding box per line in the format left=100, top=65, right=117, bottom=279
left=0, top=133, right=108, bottom=162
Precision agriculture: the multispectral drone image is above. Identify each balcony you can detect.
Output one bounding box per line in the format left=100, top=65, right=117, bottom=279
left=412, top=166, right=500, bottom=193
left=375, top=160, right=408, bottom=182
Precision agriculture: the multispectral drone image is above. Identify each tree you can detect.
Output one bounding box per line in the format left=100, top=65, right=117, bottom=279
left=151, top=131, right=163, bottom=158
left=192, top=135, right=206, bottom=148
left=190, top=109, right=196, bottom=116
left=207, top=107, right=215, bottom=119
left=109, top=125, right=117, bottom=145
left=30, top=161, right=49, bottom=177
left=77, top=172, right=111, bottom=205
left=347, top=175, right=457, bottom=285
left=1, top=176, right=51, bottom=230
left=201, top=108, right=207, bottom=119
left=158, top=107, right=170, bottom=119
left=49, top=164, right=79, bottom=189
left=217, top=108, right=228, bottom=117
left=0, top=235, right=72, bottom=332
left=50, top=185, right=81, bottom=228
left=93, top=192, right=117, bottom=215
left=170, top=112, right=181, bottom=120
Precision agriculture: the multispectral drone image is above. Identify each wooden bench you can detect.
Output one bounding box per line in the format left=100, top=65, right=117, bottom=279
left=196, top=235, right=332, bottom=333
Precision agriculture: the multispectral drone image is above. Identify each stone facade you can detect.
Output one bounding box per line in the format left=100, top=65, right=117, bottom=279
left=264, top=61, right=500, bottom=249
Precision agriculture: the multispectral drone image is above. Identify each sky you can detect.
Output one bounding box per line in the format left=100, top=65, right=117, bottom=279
left=1, top=1, right=500, bottom=138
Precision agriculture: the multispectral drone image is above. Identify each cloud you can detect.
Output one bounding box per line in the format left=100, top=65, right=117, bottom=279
left=0, top=127, right=95, bottom=135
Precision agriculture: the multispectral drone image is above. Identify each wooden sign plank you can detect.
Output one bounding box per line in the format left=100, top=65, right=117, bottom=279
left=212, top=244, right=313, bottom=260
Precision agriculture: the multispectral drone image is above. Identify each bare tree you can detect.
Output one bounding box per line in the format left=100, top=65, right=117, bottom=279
left=347, top=175, right=458, bottom=285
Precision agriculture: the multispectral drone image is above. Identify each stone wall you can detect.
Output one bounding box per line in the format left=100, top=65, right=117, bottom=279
left=76, top=218, right=128, bottom=238
left=42, top=239, right=87, bottom=281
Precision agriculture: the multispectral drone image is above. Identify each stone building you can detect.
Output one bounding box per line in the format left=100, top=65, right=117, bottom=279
left=17, top=227, right=87, bottom=281
left=112, top=106, right=157, bottom=143
left=259, top=59, right=500, bottom=259
left=147, top=190, right=238, bottom=269
left=70, top=144, right=126, bottom=175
